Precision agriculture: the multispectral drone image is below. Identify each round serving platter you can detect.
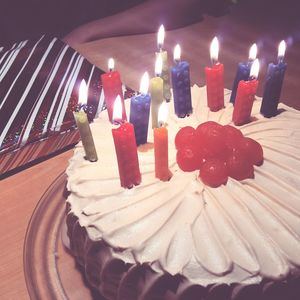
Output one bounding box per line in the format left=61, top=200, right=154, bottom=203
left=23, top=172, right=104, bottom=300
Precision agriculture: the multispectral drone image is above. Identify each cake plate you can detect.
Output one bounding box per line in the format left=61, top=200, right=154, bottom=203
left=24, top=172, right=105, bottom=300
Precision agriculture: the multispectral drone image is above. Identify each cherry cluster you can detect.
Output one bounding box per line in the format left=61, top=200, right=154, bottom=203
left=175, top=121, right=264, bottom=188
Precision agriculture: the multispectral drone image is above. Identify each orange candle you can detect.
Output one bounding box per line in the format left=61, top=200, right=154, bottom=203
left=154, top=102, right=172, bottom=181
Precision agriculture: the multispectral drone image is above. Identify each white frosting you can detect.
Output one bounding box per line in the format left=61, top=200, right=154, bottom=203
left=66, top=85, right=300, bottom=286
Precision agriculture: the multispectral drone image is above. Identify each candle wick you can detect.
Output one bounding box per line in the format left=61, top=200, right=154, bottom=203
left=80, top=104, right=86, bottom=112
left=278, top=56, right=284, bottom=64
left=158, top=121, right=166, bottom=128
left=112, top=119, right=124, bottom=126
left=211, top=58, right=218, bottom=66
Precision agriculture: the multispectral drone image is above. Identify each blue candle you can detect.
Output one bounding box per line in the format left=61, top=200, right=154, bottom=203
left=230, top=43, right=257, bottom=104
left=171, top=44, right=192, bottom=118
left=130, top=72, right=151, bottom=145
left=260, top=40, right=287, bottom=118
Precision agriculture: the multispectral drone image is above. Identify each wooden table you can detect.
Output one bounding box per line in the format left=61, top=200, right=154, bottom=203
left=0, top=7, right=299, bottom=299
left=0, top=150, right=73, bottom=299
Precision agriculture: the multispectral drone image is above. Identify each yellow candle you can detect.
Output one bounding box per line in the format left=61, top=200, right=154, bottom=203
left=156, top=25, right=171, bottom=101
left=73, top=110, right=98, bottom=162
left=73, top=80, right=98, bottom=162
left=150, top=55, right=164, bottom=128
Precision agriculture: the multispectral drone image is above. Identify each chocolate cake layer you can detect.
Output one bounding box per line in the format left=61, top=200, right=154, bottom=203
left=66, top=208, right=300, bottom=300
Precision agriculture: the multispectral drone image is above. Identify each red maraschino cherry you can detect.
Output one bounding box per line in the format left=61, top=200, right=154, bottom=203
left=176, top=145, right=204, bottom=172
left=196, top=121, right=222, bottom=137
left=196, top=122, right=227, bottom=158
left=199, top=159, right=228, bottom=187
left=175, top=126, right=197, bottom=149
left=226, top=149, right=254, bottom=180
left=239, top=137, right=264, bottom=166
left=175, top=122, right=263, bottom=188
left=223, top=125, right=244, bottom=150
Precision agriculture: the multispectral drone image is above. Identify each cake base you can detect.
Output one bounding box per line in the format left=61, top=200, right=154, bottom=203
left=65, top=207, right=300, bottom=300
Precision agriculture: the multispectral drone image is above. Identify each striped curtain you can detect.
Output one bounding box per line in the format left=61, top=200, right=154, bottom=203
left=0, top=35, right=133, bottom=176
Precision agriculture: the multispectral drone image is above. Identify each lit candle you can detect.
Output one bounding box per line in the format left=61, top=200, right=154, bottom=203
left=230, top=43, right=257, bottom=104
left=129, top=72, right=151, bottom=145
left=171, top=44, right=193, bottom=117
left=260, top=40, right=287, bottom=117
left=150, top=55, right=164, bottom=128
left=205, top=37, right=224, bottom=112
left=112, top=95, right=141, bottom=188
left=73, top=80, right=98, bottom=162
left=154, top=102, right=172, bottom=181
left=232, top=59, right=260, bottom=126
left=101, top=58, right=127, bottom=122
left=156, top=25, right=171, bottom=102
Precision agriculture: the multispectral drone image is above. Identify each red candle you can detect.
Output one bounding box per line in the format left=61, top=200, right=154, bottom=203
left=101, top=58, right=127, bottom=122
left=112, top=95, right=141, bottom=188
left=205, top=37, right=224, bottom=112
left=233, top=59, right=260, bottom=126
left=154, top=102, right=172, bottom=181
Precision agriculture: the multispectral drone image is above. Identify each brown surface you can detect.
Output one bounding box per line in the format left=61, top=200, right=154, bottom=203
left=0, top=150, right=73, bottom=300
left=0, top=8, right=299, bottom=300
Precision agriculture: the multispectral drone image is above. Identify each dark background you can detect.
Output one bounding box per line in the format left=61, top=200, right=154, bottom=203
left=0, top=0, right=234, bottom=45
left=0, top=0, right=144, bottom=45
left=0, top=0, right=299, bottom=46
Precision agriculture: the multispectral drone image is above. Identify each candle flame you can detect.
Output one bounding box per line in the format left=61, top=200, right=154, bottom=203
left=108, top=58, right=115, bottom=71
left=248, top=43, right=257, bottom=61
left=278, top=40, right=286, bottom=60
left=250, top=58, right=260, bottom=79
left=79, top=79, right=88, bottom=105
left=112, top=95, right=122, bottom=122
left=158, top=101, right=168, bottom=125
left=157, top=25, right=165, bottom=49
left=139, top=72, right=149, bottom=94
left=210, top=37, right=219, bottom=64
left=155, top=54, right=163, bottom=76
left=174, top=44, right=181, bottom=61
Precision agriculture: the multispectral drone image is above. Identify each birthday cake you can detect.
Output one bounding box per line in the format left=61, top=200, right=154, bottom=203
left=65, top=85, right=300, bottom=300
